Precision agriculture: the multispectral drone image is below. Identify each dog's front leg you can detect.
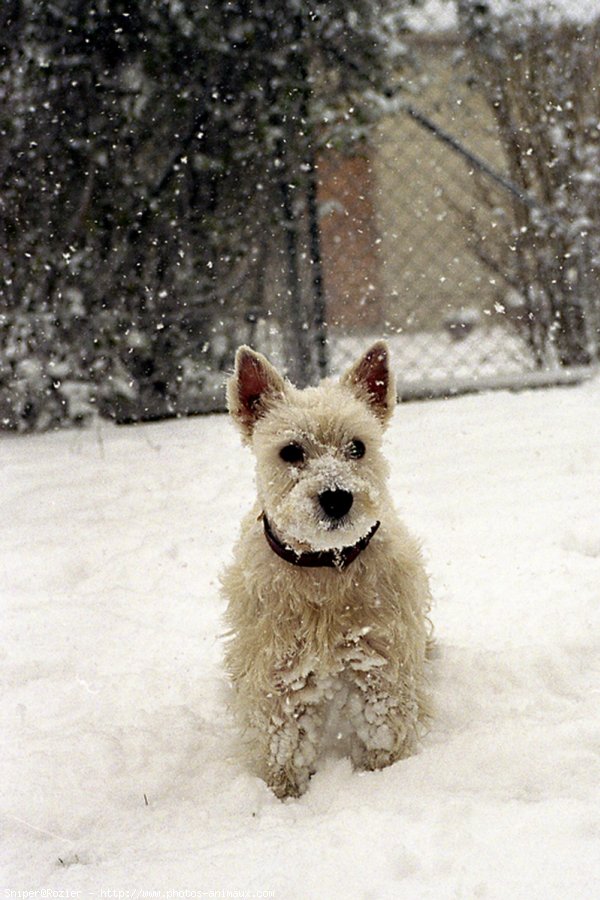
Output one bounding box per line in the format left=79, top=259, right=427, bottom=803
left=266, top=697, right=323, bottom=799
left=344, top=654, right=420, bottom=772
left=260, top=656, right=330, bottom=799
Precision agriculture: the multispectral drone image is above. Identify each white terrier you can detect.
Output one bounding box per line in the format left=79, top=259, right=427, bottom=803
left=222, top=341, right=432, bottom=799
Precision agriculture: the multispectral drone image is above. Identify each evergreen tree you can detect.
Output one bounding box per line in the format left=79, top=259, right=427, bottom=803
left=0, top=0, right=416, bottom=430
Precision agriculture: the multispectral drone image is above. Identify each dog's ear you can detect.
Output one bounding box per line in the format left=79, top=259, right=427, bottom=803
left=227, top=346, right=286, bottom=439
left=341, top=340, right=395, bottom=425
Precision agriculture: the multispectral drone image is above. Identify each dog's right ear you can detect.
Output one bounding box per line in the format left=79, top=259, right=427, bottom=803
left=227, top=346, right=286, bottom=440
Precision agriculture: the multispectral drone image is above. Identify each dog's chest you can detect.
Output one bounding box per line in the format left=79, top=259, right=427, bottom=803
left=274, top=624, right=388, bottom=697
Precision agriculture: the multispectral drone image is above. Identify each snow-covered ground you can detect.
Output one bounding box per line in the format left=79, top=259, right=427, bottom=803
left=2, top=376, right=600, bottom=898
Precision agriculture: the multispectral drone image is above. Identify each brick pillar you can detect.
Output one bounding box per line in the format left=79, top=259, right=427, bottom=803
left=317, top=149, right=382, bottom=331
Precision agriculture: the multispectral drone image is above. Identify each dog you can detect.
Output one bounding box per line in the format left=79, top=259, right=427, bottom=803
left=222, top=341, right=432, bottom=799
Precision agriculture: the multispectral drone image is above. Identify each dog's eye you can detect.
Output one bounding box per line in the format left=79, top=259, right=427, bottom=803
left=347, top=439, right=366, bottom=460
left=279, top=442, right=305, bottom=465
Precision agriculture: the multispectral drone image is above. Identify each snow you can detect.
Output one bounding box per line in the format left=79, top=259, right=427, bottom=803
left=2, top=376, right=600, bottom=897
left=407, top=0, right=600, bottom=32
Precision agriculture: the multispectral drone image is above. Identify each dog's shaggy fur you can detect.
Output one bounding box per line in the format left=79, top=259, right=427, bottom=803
left=222, top=341, right=432, bottom=799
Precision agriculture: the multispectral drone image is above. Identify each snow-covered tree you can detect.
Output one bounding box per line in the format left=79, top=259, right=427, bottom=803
left=456, top=1, right=600, bottom=367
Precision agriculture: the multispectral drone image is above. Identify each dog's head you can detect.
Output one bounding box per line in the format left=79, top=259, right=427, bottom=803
left=227, top=342, right=395, bottom=553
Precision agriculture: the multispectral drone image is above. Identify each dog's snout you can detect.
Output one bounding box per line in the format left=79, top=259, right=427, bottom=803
left=319, top=489, right=353, bottom=520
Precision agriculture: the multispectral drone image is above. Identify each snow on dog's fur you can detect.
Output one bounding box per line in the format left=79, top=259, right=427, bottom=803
left=222, top=341, right=432, bottom=799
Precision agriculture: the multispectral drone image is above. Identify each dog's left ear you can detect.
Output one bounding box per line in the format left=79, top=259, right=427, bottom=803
left=341, top=340, right=396, bottom=425
left=227, top=345, right=286, bottom=440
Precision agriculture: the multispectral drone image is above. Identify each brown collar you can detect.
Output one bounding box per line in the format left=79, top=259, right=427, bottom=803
left=262, top=515, right=380, bottom=571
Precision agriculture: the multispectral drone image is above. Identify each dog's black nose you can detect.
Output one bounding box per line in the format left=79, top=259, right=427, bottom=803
left=319, top=489, right=353, bottom=520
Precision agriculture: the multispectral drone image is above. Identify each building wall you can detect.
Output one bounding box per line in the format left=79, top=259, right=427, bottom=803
left=317, top=36, right=509, bottom=334
left=374, top=38, right=507, bottom=331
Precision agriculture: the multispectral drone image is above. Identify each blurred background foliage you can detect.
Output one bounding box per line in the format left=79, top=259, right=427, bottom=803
left=1, top=0, right=411, bottom=429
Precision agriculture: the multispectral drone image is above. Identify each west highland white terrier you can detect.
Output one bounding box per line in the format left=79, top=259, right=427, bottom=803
left=222, top=341, right=432, bottom=799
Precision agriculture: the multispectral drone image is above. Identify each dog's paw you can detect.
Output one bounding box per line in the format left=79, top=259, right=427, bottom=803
left=355, top=735, right=416, bottom=772
left=268, top=770, right=311, bottom=800
left=358, top=747, right=400, bottom=771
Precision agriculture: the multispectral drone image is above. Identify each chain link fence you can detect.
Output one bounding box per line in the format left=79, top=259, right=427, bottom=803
left=326, top=14, right=600, bottom=395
